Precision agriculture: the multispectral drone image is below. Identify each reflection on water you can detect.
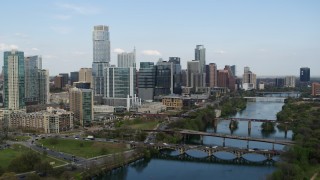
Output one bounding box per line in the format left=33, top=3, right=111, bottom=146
left=105, top=97, right=289, bottom=180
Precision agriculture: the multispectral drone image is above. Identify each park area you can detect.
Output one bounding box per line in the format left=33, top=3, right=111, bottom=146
left=119, top=118, right=159, bottom=130
left=0, top=144, right=66, bottom=169
left=38, top=138, right=129, bottom=158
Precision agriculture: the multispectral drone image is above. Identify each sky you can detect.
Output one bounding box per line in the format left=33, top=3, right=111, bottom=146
left=0, top=0, right=319, bottom=76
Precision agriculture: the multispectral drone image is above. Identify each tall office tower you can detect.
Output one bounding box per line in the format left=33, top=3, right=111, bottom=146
left=275, top=78, right=285, bottom=88
left=92, top=25, right=110, bottom=96
left=38, top=69, right=49, bottom=104
left=300, top=67, right=310, bottom=82
left=24, top=55, right=42, bottom=104
left=4, top=50, right=25, bottom=110
left=169, top=57, right=182, bottom=94
left=208, top=63, right=217, bottom=87
left=224, top=65, right=236, bottom=91
left=242, top=66, right=257, bottom=90
left=104, top=67, right=136, bottom=106
left=217, top=70, right=229, bottom=87
left=70, top=71, right=79, bottom=86
left=187, top=60, right=205, bottom=92
left=79, top=68, right=92, bottom=84
left=118, top=48, right=136, bottom=68
left=59, top=73, right=69, bottom=88
left=284, top=76, right=296, bottom=88
left=69, top=87, right=93, bottom=127
left=154, top=60, right=173, bottom=96
left=138, top=62, right=156, bottom=101
left=195, top=45, right=206, bottom=73
left=230, top=65, right=236, bottom=77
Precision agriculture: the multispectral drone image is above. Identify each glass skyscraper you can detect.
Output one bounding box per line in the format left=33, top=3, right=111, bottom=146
left=92, top=25, right=110, bottom=96
left=300, top=67, right=310, bottom=82
left=138, top=62, right=156, bottom=101
left=24, top=55, right=42, bottom=104
left=195, top=45, right=206, bottom=73
left=4, top=50, right=25, bottom=110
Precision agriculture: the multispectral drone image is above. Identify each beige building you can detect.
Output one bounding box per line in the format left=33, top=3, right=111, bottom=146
left=0, top=107, right=73, bottom=133
left=312, top=82, right=320, bottom=96
left=79, top=68, right=92, bottom=87
left=162, top=96, right=183, bottom=110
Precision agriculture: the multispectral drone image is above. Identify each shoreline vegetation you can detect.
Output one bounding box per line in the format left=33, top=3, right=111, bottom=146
left=270, top=98, right=320, bottom=179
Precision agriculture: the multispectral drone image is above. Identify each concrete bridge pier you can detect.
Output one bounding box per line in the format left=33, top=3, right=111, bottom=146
left=272, top=143, right=275, bottom=150
left=284, top=124, right=288, bottom=138
left=179, top=147, right=185, bottom=155
left=200, top=135, right=203, bottom=144
left=222, top=137, right=226, bottom=147
left=248, top=120, right=251, bottom=130
left=246, top=140, right=249, bottom=149
left=212, top=119, right=218, bottom=133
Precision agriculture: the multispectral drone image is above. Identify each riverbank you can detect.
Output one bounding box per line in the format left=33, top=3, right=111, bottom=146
left=270, top=98, right=320, bottom=179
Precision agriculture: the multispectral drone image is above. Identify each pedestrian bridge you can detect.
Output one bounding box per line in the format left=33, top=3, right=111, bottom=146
left=244, top=97, right=286, bottom=102
left=131, top=143, right=282, bottom=163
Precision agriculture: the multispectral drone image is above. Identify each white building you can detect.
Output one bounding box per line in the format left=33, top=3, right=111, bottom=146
left=242, top=67, right=257, bottom=91
left=117, top=48, right=136, bottom=68
left=284, top=76, right=296, bottom=88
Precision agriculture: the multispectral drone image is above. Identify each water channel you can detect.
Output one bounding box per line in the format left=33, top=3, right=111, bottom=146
left=103, top=96, right=293, bottom=180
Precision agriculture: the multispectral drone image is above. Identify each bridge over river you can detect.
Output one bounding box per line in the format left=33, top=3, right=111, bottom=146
left=143, top=129, right=294, bottom=146
left=131, top=142, right=283, bottom=164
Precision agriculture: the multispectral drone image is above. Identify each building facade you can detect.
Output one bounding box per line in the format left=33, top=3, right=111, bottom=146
left=242, top=66, right=257, bottom=90
left=138, top=62, right=156, bottom=101
left=284, top=76, right=296, bottom=88
left=169, top=57, right=182, bottom=94
left=59, top=73, right=69, bottom=88
left=300, top=67, right=310, bottom=82
left=117, top=48, right=136, bottom=68
left=69, top=87, right=93, bottom=127
left=155, top=60, right=173, bottom=96
left=38, top=69, right=50, bottom=104
left=92, top=25, right=110, bottom=96
left=24, top=55, right=42, bottom=104
left=195, top=45, right=206, bottom=73
left=312, top=82, right=320, bottom=96
left=70, top=71, right=79, bottom=86
left=104, top=67, right=136, bottom=106
left=4, top=50, right=25, bottom=110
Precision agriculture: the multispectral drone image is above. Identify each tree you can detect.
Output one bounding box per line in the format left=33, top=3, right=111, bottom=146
left=34, top=161, right=53, bottom=176
left=25, top=173, right=40, bottom=180
left=7, top=151, right=41, bottom=173
left=0, top=166, right=3, bottom=176
left=0, top=172, right=17, bottom=180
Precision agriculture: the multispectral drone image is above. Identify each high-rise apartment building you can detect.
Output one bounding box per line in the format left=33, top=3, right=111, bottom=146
left=104, top=67, right=136, bottom=106
left=217, top=70, right=229, bottom=88
left=208, top=63, right=217, bottom=87
left=187, top=60, right=205, bottom=92
left=70, top=71, right=79, bottom=86
left=54, top=75, right=63, bottom=89
left=24, top=55, right=42, bottom=104
left=284, top=76, right=296, bottom=88
left=300, top=67, right=310, bottom=82
left=195, top=45, right=206, bottom=73
left=138, top=62, right=156, bottom=101
left=92, top=25, right=110, bottom=96
left=117, top=48, right=136, bottom=68
left=69, top=87, right=93, bottom=127
left=38, top=69, right=49, bottom=104
left=4, top=50, right=25, bottom=110
left=242, top=66, right=257, bottom=90
left=230, top=65, right=236, bottom=77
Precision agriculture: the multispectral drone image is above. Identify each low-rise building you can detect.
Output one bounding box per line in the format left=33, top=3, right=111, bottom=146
left=162, top=95, right=183, bottom=110
left=312, top=82, right=320, bottom=96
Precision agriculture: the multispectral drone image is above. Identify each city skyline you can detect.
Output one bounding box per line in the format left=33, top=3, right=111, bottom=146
left=1, top=0, right=320, bottom=76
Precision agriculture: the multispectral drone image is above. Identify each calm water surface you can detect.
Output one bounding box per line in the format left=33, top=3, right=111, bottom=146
left=104, top=99, right=290, bottom=180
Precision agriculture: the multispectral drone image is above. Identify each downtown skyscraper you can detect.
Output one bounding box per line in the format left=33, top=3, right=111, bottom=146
left=3, top=50, right=25, bottom=110
left=195, top=45, right=206, bottom=73
left=92, top=25, right=110, bottom=96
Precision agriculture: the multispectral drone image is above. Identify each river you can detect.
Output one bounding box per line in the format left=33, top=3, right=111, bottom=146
left=103, top=97, right=291, bottom=180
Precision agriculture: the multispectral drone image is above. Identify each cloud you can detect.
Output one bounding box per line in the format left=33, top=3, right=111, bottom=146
left=53, top=14, right=71, bottom=20
left=0, top=43, right=19, bottom=51
left=141, top=50, right=161, bottom=56
left=31, top=48, right=39, bottom=51
left=113, top=48, right=125, bottom=53
left=50, top=26, right=72, bottom=34
left=56, top=3, right=100, bottom=15
left=213, top=50, right=227, bottom=54
left=258, top=48, right=268, bottom=52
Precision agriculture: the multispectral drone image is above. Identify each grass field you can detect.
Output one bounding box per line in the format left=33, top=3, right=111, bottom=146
left=128, top=121, right=159, bottom=130
left=38, top=138, right=128, bottom=158
left=0, top=144, right=66, bottom=169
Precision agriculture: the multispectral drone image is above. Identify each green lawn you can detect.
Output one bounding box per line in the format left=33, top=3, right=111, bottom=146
left=14, top=136, right=31, bottom=141
left=0, top=144, right=66, bottom=169
left=128, top=121, right=159, bottom=130
left=37, top=138, right=128, bottom=159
